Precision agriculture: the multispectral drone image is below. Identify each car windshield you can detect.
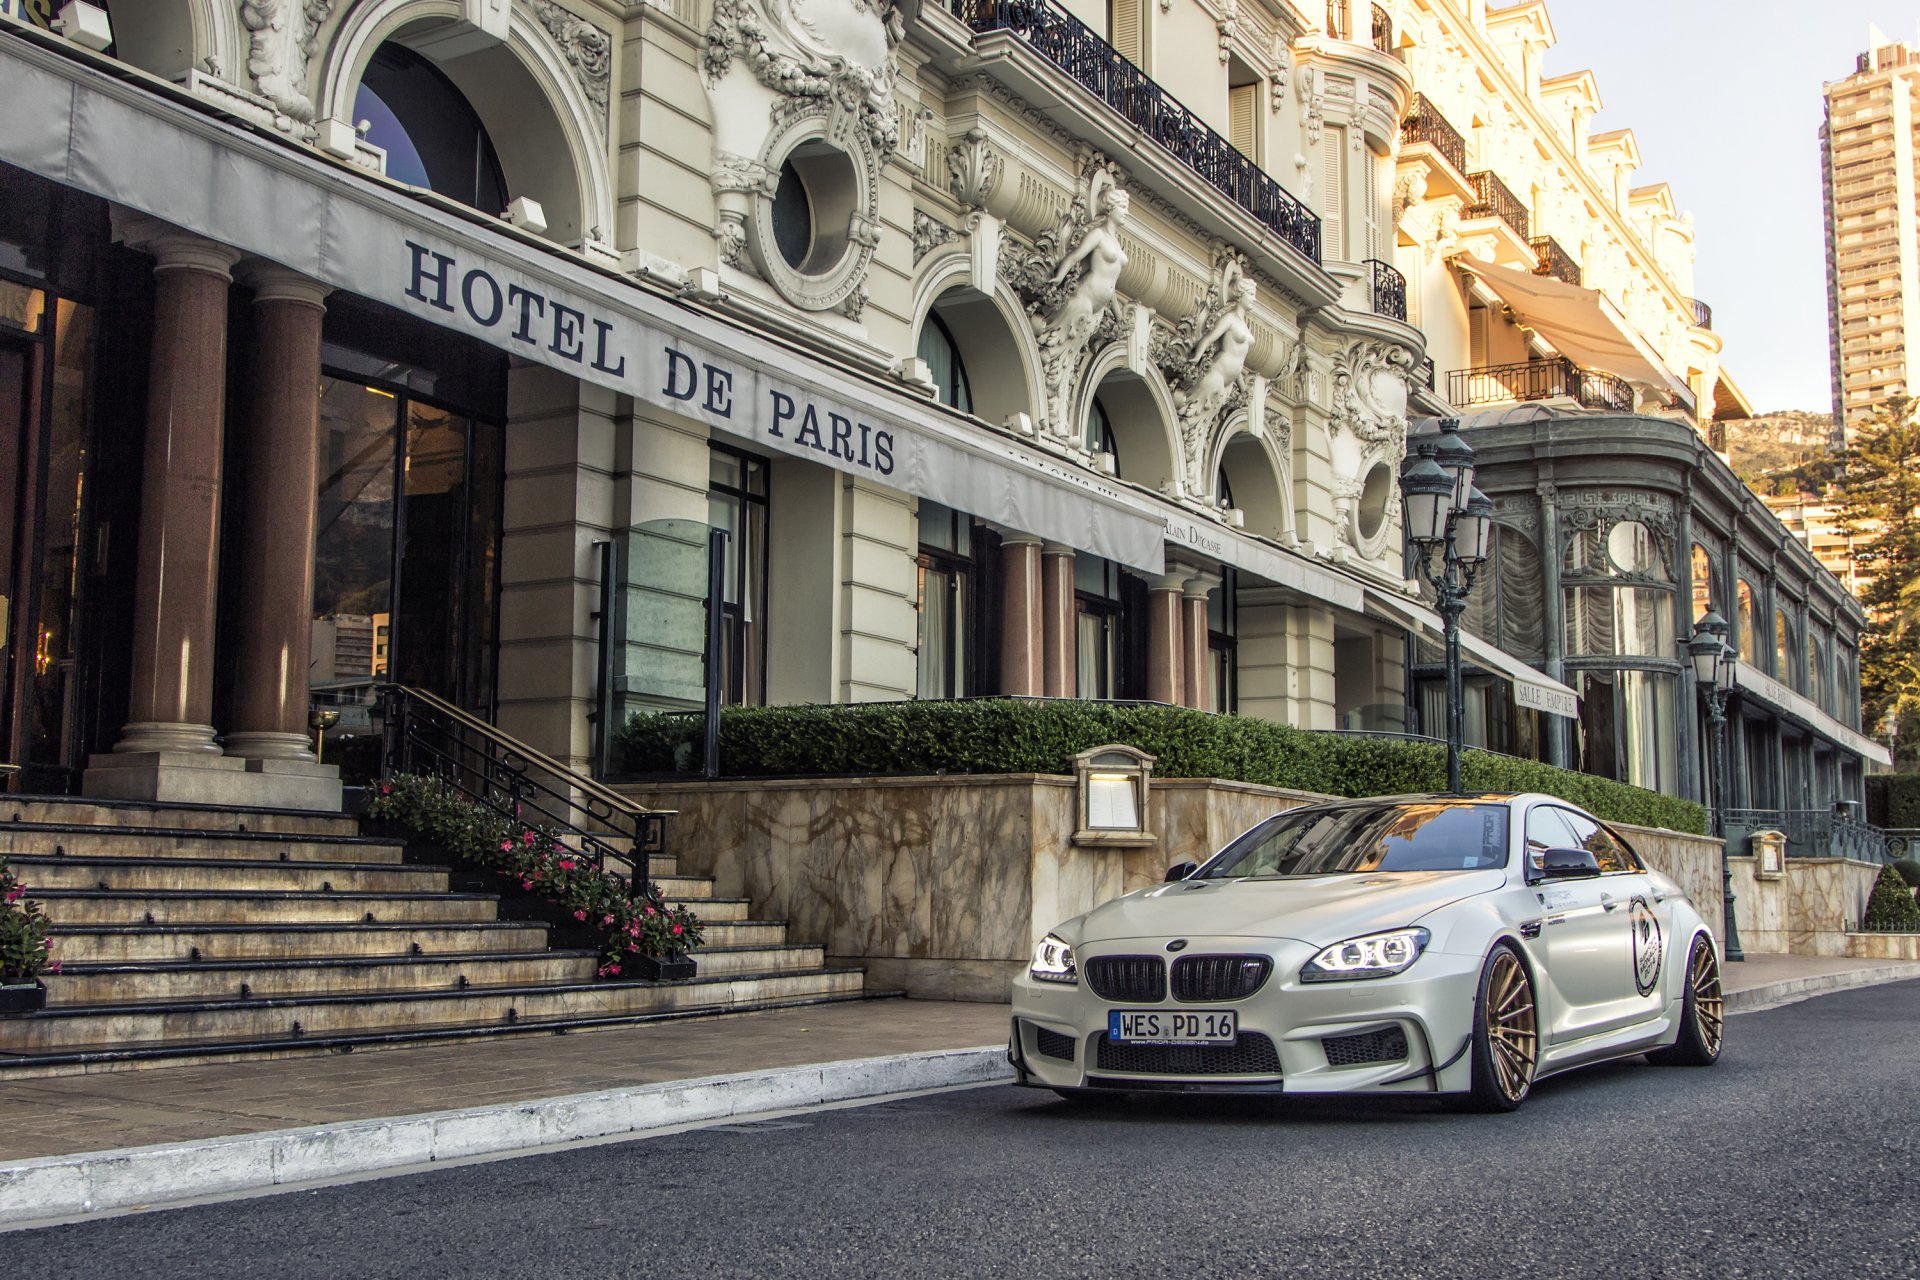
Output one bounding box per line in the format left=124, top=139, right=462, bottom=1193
left=1198, top=802, right=1511, bottom=877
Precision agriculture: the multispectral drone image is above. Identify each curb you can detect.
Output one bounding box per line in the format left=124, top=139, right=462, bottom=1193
left=1724, top=963, right=1920, bottom=1013
left=0, top=1045, right=1014, bottom=1229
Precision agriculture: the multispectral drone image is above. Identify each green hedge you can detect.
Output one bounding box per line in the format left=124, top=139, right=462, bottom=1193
left=614, top=700, right=1708, bottom=835
left=1866, top=774, right=1920, bottom=829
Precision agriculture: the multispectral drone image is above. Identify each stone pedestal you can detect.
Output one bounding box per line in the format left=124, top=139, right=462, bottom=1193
left=83, top=751, right=342, bottom=810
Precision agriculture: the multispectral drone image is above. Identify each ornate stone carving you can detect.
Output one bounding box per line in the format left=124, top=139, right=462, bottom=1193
left=1557, top=490, right=1678, bottom=543
left=529, top=0, right=613, bottom=132
left=1329, top=340, right=1412, bottom=454
left=912, top=211, right=959, bottom=262
left=947, top=126, right=1000, bottom=210
left=703, top=0, right=905, bottom=157
left=710, top=151, right=779, bottom=266
left=1002, top=153, right=1132, bottom=440
left=242, top=0, right=334, bottom=130
left=1270, top=44, right=1290, bottom=110
left=1297, top=64, right=1322, bottom=147
left=1216, top=0, right=1237, bottom=62
left=1153, top=246, right=1257, bottom=497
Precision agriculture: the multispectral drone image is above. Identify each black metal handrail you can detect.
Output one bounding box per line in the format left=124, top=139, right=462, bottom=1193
left=1326, top=0, right=1350, bottom=38
left=379, top=683, right=670, bottom=896
left=1370, top=3, right=1394, bottom=54
left=1465, top=170, right=1530, bottom=241
left=1723, top=807, right=1890, bottom=863
left=952, top=0, right=1321, bottom=264
left=1401, top=95, right=1467, bottom=178
left=1529, top=234, right=1581, bottom=286
left=1446, top=357, right=1631, bottom=412
left=1365, top=257, right=1406, bottom=320
left=1690, top=297, right=1713, bottom=330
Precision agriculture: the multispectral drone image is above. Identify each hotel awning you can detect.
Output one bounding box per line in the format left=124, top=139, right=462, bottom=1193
left=0, top=34, right=1169, bottom=573
left=1364, top=588, right=1581, bottom=720
left=1450, top=256, right=1695, bottom=407
left=1734, top=661, right=1893, bottom=766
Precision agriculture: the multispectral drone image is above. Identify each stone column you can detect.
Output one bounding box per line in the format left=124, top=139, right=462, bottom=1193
left=1182, top=573, right=1219, bottom=711
left=1146, top=573, right=1186, bottom=706
left=102, top=226, right=240, bottom=758
left=225, top=266, right=333, bottom=763
left=1041, top=543, right=1077, bottom=698
left=999, top=535, right=1043, bottom=697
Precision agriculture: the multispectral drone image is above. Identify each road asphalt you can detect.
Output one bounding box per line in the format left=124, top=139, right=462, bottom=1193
left=9, top=978, right=1920, bottom=1277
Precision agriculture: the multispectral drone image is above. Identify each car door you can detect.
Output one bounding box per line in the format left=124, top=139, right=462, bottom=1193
left=1557, top=810, right=1667, bottom=1037
left=1520, top=804, right=1622, bottom=1045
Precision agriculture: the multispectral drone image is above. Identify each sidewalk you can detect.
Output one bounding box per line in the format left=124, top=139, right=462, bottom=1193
left=2, top=955, right=1915, bottom=1228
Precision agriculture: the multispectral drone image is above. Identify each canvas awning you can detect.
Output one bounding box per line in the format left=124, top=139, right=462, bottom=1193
left=1450, top=256, right=1695, bottom=407
left=1364, top=588, right=1580, bottom=720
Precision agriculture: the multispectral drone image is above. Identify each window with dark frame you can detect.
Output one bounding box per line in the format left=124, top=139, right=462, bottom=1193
left=916, top=501, right=980, bottom=700
left=708, top=444, right=770, bottom=706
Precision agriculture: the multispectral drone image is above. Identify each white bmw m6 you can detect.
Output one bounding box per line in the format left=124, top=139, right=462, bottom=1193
left=1009, top=793, right=1723, bottom=1111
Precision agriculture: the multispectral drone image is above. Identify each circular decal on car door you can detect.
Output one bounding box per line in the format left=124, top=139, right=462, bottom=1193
left=1629, top=897, right=1663, bottom=996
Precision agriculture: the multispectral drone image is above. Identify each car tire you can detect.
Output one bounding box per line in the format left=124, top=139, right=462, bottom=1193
left=1646, top=934, right=1724, bottom=1067
left=1453, top=943, right=1538, bottom=1113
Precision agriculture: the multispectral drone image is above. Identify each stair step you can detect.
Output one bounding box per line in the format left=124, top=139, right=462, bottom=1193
left=0, top=968, right=870, bottom=1053
left=667, top=896, right=749, bottom=921
left=46, top=951, right=600, bottom=1004
left=687, top=943, right=825, bottom=976
left=8, top=854, right=448, bottom=895
left=34, top=889, right=502, bottom=927
left=46, top=921, right=554, bottom=963
left=1, top=796, right=360, bottom=837
left=696, top=920, right=791, bottom=948
left=0, top=825, right=407, bottom=865
left=650, top=874, right=717, bottom=900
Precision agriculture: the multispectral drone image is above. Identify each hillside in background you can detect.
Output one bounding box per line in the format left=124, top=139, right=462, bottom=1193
left=1721, top=411, right=1837, bottom=496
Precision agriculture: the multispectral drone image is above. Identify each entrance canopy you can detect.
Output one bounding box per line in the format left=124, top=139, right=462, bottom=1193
left=0, top=34, right=1168, bottom=573
left=1734, top=661, right=1892, bottom=767
left=1450, top=256, right=1694, bottom=408
left=1363, top=587, right=1580, bottom=720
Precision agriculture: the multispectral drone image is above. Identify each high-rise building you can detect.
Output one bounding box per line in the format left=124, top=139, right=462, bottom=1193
left=1822, top=28, right=1920, bottom=442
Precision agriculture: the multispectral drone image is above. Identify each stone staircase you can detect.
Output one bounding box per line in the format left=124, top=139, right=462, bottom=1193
left=0, top=797, right=880, bottom=1073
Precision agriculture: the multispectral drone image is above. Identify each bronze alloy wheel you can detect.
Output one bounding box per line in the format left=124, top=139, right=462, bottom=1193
left=1486, top=949, right=1537, bottom=1103
left=1689, top=941, right=1725, bottom=1057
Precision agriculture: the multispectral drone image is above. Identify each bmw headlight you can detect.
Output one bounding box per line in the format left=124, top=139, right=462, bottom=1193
left=1029, top=934, right=1078, bottom=984
left=1301, top=928, right=1430, bottom=982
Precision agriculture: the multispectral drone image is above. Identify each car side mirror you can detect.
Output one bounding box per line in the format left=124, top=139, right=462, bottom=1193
left=1538, top=847, right=1602, bottom=879
left=1164, top=860, right=1199, bottom=882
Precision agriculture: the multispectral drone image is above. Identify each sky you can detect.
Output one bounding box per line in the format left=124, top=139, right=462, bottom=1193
left=1539, top=1, right=1920, bottom=415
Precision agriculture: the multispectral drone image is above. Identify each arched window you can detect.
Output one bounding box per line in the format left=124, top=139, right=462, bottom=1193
left=1736, top=579, right=1757, bottom=660
left=1087, top=396, right=1119, bottom=475
left=354, top=44, right=507, bottom=214
left=916, top=313, right=973, bottom=413
left=1214, top=466, right=1235, bottom=510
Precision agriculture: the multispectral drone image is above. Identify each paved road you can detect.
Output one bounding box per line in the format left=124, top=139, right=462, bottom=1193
left=14, top=982, right=1920, bottom=1278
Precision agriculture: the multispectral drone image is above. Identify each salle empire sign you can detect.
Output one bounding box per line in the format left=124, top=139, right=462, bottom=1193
left=404, top=241, right=895, bottom=479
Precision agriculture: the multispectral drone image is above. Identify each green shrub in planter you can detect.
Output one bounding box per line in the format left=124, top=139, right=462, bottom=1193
left=613, top=700, right=1708, bottom=835
left=1863, top=863, right=1920, bottom=932
left=0, top=856, right=54, bottom=985
left=367, top=774, right=702, bottom=976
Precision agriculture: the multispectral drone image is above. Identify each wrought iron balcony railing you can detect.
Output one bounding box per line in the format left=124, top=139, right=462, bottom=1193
left=1446, top=357, right=1631, bottom=412
left=1529, top=234, right=1581, bottom=287
left=953, top=0, right=1321, bottom=265
left=1723, top=808, right=1893, bottom=863
left=1371, top=3, right=1395, bottom=55
left=1364, top=257, right=1406, bottom=320
left=1691, top=297, right=1713, bottom=330
left=1400, top=95, right=1468, bottom=179
left=1464, top=170, right=1530, bottom=242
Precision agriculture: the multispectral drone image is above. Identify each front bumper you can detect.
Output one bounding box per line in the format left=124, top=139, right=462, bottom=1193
left=1009, top=938, right=1485, bottom=1095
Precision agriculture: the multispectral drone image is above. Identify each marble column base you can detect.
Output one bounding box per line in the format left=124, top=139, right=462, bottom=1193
left=111, top=721, right=222, bottom=755
left=223, top=730, right=318, bottom=763
left=83, top=751, right=342, bottom=812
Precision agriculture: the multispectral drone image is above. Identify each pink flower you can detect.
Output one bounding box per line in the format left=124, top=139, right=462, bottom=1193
left=521, top=831, right=535, bottom=847
left=500, top=840, right=512, bottom=852
left=520, top=879, right=533, bottom=891
left=47, top=961, right=60, bottom=974
left=573, top=909, right=588, bottom=922
left=645, top=906, right=657, bottom=917
left=671, top=924, right=683, bottom=936
left=559, top=859, right=575, bottom=871
left=627, top=924, right=640, bottom=937
left=378, top=782, right=392, bottom=795
left=627, top=942, right=638, bottom=952
left=602, top=914, right=615, bottom=926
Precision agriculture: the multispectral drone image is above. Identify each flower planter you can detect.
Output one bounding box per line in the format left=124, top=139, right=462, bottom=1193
left=495, top=894, right=601, bottom=951
left=0, top=980, right=46, bottom=1015
left=630, top=955, right=697, bottom=981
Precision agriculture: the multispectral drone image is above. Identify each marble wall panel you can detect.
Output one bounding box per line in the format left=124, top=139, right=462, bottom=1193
left=1727, top=856, right=1880, bottom=956
left=1614, top=822, right=1724, bottom=949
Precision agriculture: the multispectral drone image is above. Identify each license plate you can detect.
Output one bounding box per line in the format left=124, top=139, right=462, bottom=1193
left=1108, top=1009, right=1238, bottom=1046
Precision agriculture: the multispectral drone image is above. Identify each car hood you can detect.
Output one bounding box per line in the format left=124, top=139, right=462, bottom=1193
left=1071, top=870, right=1507, bottom=949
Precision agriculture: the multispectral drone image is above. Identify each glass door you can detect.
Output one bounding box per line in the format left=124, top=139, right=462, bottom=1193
left=0, top=337, right=30, bottom=776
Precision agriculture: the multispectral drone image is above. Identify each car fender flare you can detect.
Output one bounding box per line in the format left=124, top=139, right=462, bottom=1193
left=1382, top=934, right=1532, bottom=1089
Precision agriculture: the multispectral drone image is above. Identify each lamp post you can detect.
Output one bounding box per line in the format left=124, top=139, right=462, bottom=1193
left=1687, top=610, right=1745, bottom=961
left=1401, top=423, right=1492, bottom=795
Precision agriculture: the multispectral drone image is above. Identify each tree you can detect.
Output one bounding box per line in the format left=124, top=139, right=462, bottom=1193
left=1836, top=395, right=1920, bottom=764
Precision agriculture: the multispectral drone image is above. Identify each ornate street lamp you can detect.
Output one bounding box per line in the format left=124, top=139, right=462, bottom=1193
left=1687, top=610, right=1745, bottom=961
left=1402, top=423, right=1491, bottom=795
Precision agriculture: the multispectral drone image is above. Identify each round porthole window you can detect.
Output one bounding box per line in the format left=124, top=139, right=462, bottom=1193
left=746, top=118, right=879, bottom=315
left=1355, top=461, right=1393, bottom=550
